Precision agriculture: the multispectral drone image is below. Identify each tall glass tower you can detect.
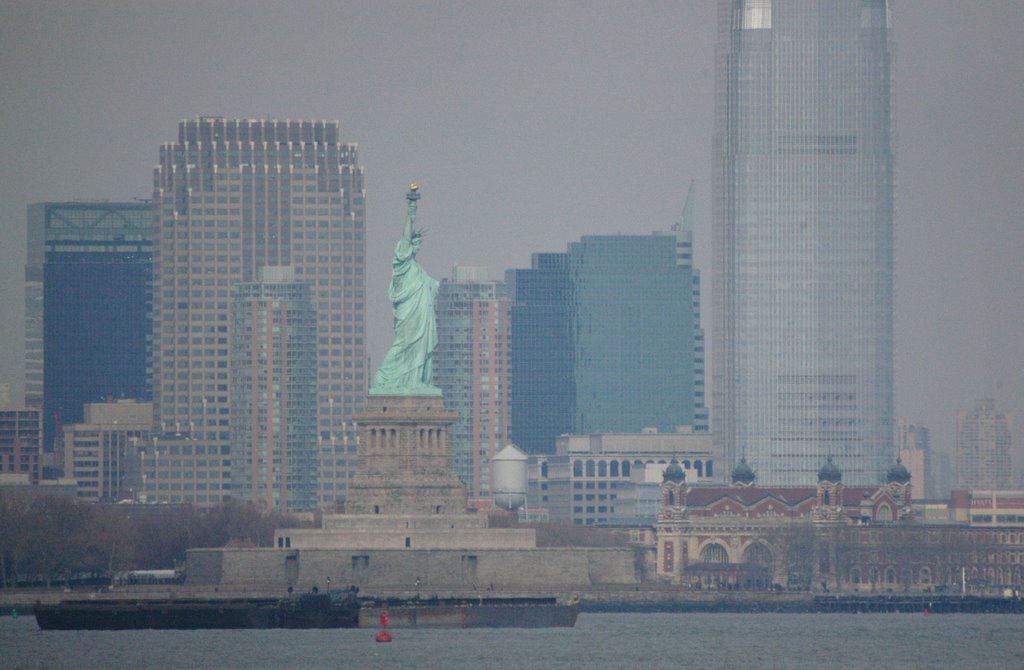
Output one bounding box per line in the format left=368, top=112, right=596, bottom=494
left=712, top=0, right=894, bottom=485
left=25, top=202, right=153, bottom=455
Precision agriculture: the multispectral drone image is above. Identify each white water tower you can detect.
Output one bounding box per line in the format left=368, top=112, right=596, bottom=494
left=491, top=444, right=528, bottom=510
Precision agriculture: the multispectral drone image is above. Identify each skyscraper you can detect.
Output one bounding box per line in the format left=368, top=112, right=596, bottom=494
left=230, top=267, right=318, bottom=512
left=25, top=201, right=153, bottom=455
left=151, top=118, right=365, bottom=507
left=569, top=234, right=698, bottom=435
left=434, top=267, right=510, bottom=498
left=507, top=253, right=574, bottom=456
left=956, top=399, right=1013, bottom=491
left=509, top=230, right=705, bottom=454
left=713, top=0, right=895, bottom=485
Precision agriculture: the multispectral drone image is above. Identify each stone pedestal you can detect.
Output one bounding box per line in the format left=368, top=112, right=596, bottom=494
left=346, top=395, right=466, bottom=515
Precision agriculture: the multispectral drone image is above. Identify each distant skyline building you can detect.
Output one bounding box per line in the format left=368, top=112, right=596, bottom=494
left=509, top=229, right=706, bottom=455
left=896, top=419, right=930, bottom=498
left=152, top=117, right=366, bottom=507
left=230, top=267, right=318, bottom=512
left=712, top=0, right=895, bottom=485
left=25, top=201, right=153, bottom=454
left=63, top=400, right=151, bottom=502
left=434, top=267, right=510, bottom=499
left=0, top=408, right=42, bottom=484
left=956, top=398, right=1013, bottom=491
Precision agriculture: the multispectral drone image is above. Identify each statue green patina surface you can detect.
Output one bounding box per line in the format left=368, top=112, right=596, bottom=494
left=369, top=183, right=443, bottom=396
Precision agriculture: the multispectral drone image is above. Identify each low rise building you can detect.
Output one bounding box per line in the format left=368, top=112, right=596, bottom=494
left=948, top=489, right=1024, bottom=527
left=0, top=408, right=43, bottom=484
left=63, top=400, right=151, bottom=501
left=529, top=428, right=714, bottom=526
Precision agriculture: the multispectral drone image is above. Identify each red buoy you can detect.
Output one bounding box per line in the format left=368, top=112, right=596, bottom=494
left=375, top=611, right=393, bottom=642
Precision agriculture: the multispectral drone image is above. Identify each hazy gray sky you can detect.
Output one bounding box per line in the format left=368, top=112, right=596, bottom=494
left=1, top=1, right=1021, bottom=464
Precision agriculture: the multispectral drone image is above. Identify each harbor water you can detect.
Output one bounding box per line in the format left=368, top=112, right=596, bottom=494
left=3, top=612, right=1022, bottom=669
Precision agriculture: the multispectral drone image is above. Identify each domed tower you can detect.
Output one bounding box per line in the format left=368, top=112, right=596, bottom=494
left=885, top=457, right=912, bottom=512
left=659, top=459, right=688, bottom=521
left=731, top=458, right=756, bottom=487
left=656, top=458, right=690, bottom=583
left=814, top=457, right=844, bottom=521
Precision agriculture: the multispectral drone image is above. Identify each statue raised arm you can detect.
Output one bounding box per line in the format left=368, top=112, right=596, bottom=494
left=370, top=183, right=442, bottom=396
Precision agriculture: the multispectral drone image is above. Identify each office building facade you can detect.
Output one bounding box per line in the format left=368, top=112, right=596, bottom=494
left=25, top=201, right=153, bottom=454
left=434, top=267, right=510, bottom=498
left=712, top=0, right=895, bottom=485
left=229, top=267, right=318, bottom=512
left=956, top=399, right=1013, bottom=491
left=507, top=253, right=574, bottom=455
left=509, top=230, right=705, bottom=455
left=569, top=234, right=699, bottom=435
left=63, top=400, right=152, bottom=502
left=0, top=408, right=43, bottom=484
left=152, top=118, right=366, bottom=507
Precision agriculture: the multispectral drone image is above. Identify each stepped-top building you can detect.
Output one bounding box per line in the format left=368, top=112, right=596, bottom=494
left=150, top=117, right=366, bottom=507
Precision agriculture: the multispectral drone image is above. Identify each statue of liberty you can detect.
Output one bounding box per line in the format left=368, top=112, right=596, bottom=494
left=370, top=183, right=442, bottom=396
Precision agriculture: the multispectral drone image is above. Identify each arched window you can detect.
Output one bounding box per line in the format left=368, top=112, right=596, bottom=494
left=573, top=460, right=583, bottom=477
left=919, top=567, right=932, bottom=585
left=823, top=490, right=831, bottom=505
left=742, top=542, right=773, bottom=568
left=876, top=504, right=893, bottom=522
left=610, top=461, right=619, bottom=477
left=622, top=461, right=631, bottom=477
left=706, top=460, right=713, bottom=478
left=885, top=568, right=896, bottom=584
left=700, top=543, right=729, bottom=564
left=541, top=461, right=549, bottom=478
left=850, top=568, right=861, bottom=585
left=667, top=490, right=675, bottom=506
left=695, top=460, right=703, bottom=477
left=682, top=460, right=691, bottom=469
left=598, top=460, right=607, bottom=477
left=586, top=460, right=596, bottom=477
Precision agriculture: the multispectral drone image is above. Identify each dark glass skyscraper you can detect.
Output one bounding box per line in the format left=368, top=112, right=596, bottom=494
left=25, top=202, right=153, bottom=453
left=507, top=253, right=573, bottom=456
left=712, top=0, right=895, bottom=485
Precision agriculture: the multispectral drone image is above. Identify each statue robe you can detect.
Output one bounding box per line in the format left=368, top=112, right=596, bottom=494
left=371, top=235, right=440, bottom=394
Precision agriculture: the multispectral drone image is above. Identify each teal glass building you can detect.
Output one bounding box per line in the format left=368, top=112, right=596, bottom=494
left=510, top=231, right=706, bottom=455
left=712, top=0, right=895, bottom=485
